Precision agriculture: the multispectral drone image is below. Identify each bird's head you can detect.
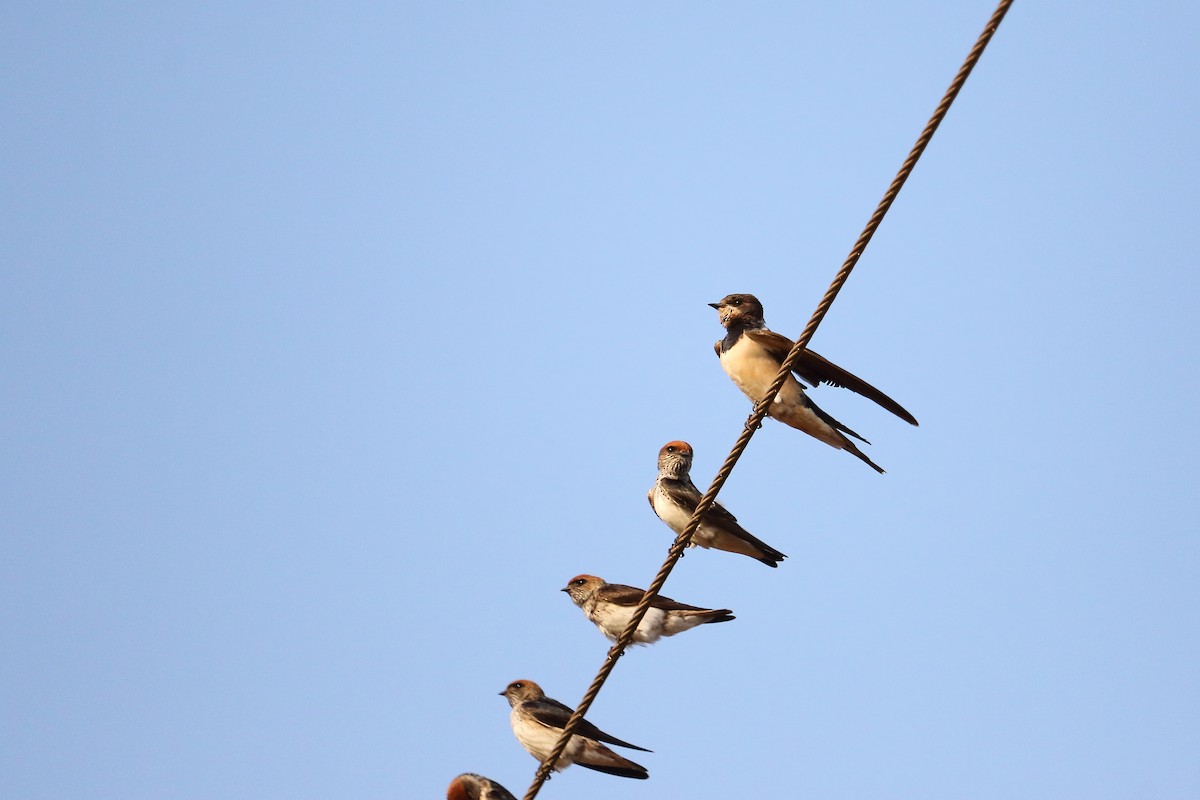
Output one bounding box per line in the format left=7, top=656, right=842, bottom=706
left=709, top=293, right=765, bottom=329
left=656, top=440, right=694, bottom=478
left=500, top=679, right=544, bottom=707
left=562, top=574, right=604, bottom=605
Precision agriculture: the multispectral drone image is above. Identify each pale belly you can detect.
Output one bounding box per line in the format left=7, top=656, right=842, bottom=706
left=594, top=602, right=666, bottom=644
left=512, top=713, right=581, bottom=767
left=719, top=338, right=807, bottom=407
left=651, top=488, right=726, bottom=551
left=652, top=489, right=694, bottom=534
left=720, top=338, right=840, bottom=445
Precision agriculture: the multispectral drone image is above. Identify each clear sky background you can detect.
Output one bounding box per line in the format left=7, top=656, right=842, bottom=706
left=3, top=2, right=1198, bottom=799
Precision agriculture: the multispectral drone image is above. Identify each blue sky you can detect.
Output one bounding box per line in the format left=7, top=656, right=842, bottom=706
left=3, top=2, right=1198, bottom=798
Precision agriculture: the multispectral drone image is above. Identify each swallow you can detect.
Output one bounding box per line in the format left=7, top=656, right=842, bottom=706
left=648, top=440, right=786, bottom=567
left=710, top=293, right=918, bottom=473
left=562, top=574, right=734, bottom=645
left=446, top=774, right=517, bottom=800
left=500, top=680, right=650, bottom=780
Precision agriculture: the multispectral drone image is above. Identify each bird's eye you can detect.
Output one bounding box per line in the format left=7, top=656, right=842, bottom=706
left=666, top=445, right=675, bottom=452
left=512, top=683, right=523, bottom=690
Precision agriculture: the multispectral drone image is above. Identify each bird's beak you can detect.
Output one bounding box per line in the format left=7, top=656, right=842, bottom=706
left=498, top=690, right=507, bottom=696
left=560, top=587, right=569, bottom=593
left=708, top=302, right=721, bottom=309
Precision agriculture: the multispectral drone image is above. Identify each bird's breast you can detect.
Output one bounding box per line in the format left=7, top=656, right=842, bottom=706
left=596, top=603, right=664, bottom=643
left=512, top=711, right=579, bottom=762
left=651, top=486, right=694, bottom=534
left=719, top=336, right=806, bottom=406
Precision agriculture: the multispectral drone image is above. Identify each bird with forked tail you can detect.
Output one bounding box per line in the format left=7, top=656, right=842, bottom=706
left=500, top=680, right=650, bottom=780
left=710, top=293, right=918, bottom=473
left=649, top=440, right=786, bottom=567
left=562, top=573, right=734, bottom=645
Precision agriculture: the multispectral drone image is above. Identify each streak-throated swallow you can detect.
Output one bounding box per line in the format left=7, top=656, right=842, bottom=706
left=500, top=680, right=650, bottom=780
left=562, top=574, right=734, bottom=645
left=648, top=440, right=786, bottom=567
left=710, top=293, right=918, bottom=473
left=446, top=774, right=517, bottom=800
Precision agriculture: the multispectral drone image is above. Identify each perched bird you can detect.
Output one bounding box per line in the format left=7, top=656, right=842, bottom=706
left=446, top=773, right=517, bottom=800
left=648, top=440, right=786, bottom=567
left=500, top=680, right=650, bottom=780
left=710, top=293, right=917, bottom=473
left=562, top=573, right=734, bottom=645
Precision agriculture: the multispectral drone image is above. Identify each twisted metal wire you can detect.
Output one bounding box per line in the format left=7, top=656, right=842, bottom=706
left=521, top=2, right=1013, bottom=797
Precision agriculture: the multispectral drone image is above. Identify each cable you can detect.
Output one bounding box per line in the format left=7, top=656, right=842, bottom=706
left=520, top=2, right=1014, bottom=796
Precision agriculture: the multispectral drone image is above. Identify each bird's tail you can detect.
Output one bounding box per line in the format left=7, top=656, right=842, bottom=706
left=576, top=741, right=650, bottom=779
left=737, top=531, right=788, bottom=568
left=842, top=439, right=885, bottom=474
left=662, top=608, right=736, bottom=637
left=792, top=393, right=887, bottom=473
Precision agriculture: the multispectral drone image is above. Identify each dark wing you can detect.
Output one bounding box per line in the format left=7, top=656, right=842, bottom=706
left=573, top=751, right=649, bottom=779
left=742, top=327, right=796, bottom=363
left=743, top=329, right=918, bottom=425
left=663, top=478, right=780, bottom=553
left=488, top=781, right=519, bottom=800
left=660, top=478, right=785, bottom=565
left=703, top=499, right=788, bottom=566
left=481, top=777, right=518, bottom=800
left=575, top=762, right=648, bottom=780
left=527, top=699, right=651, bottom=752
left=700, top=497, right=743, bottom=530
left=525, top=698, right=574, bottom=729
left=795, top=348, right=918, bottom=425
left=595, top=583, right=648, bottom=608
left=574, top=720, right=652, bottom=752
left=597, top=583, right=713, bottom=614
left=648, top=594, right=716, bottom=613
